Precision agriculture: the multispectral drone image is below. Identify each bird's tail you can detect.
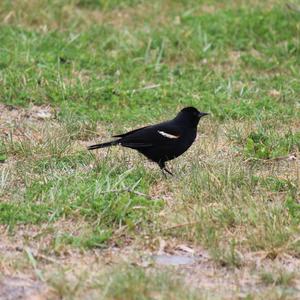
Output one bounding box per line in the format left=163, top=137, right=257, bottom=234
left=87, top=140, right=119, bottom=150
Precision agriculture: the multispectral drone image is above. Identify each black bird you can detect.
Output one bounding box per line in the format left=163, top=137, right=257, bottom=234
left=88, top=107, right=209, bottom=175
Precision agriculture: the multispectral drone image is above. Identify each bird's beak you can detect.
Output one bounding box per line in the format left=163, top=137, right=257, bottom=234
left=199, top=112, right=209, bottom=117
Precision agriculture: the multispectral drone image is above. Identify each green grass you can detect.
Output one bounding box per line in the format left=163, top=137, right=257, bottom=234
left=1, top=0, right=300, bottom=299
left=167, top=160, right=299, bottom=258
left=243, top=130, right=300, bottom=159
left=1, top=1, right=300, bottom=125
left=1, top=156, right=162, bottom=235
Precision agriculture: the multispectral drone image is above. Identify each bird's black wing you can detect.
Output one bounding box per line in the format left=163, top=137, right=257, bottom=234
left=119, top=121, right=182, bottom=149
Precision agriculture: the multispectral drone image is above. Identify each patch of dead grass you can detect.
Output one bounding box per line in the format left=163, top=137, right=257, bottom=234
left=0, top=0, right=283, bottom=33
left=0, top=276, right=55, bottom=300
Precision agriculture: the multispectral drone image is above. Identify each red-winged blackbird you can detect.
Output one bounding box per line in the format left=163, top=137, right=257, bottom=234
left=88, top=107, right=209, bottom=175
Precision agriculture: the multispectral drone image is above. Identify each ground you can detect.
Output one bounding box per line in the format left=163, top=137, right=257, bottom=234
left=0, top=0, right=300, bottom=299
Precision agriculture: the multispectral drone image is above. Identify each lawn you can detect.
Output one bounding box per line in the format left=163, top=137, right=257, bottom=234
left=0, top=0, right=300, bottom=299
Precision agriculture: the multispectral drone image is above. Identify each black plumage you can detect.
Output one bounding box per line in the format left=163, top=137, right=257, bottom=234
left=88, top=107, right=209, bottom=175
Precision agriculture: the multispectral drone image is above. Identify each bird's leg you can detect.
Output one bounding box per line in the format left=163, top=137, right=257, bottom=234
left=159, top=161, right=173, bottom=176
left=159, top=161, right=167, bottom=177
left=164, top=167, right=173, bottom=176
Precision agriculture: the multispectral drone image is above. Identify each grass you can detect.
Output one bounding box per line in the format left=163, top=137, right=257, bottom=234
left=48, top=264, right=202, bottom=300
left=0, top=0, right=300, bottom=299
left=260, top=269, right=296, bottom=287
left=1, top=1, right=300, bottom=125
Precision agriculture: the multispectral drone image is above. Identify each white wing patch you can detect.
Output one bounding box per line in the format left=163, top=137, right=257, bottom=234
left=157, top=130, right=180, bottom=139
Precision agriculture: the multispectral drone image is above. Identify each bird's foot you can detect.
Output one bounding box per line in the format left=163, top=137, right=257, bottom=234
left=159, top=162, right=173, bottom=177
left=164, top=167, right=173, bottom=176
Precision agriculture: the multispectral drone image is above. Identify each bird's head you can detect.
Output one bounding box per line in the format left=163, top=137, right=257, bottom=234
left=175, top=106, right=209, bottom=127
